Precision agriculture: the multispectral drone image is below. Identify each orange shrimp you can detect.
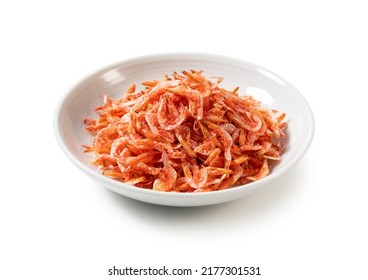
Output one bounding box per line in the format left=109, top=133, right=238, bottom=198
left=94, top=127, right=119, bottom=147
left=153, top=152, right=177, bottom=191
left=157, top=96, right=187, bottom=130
left=83, top=70, right=287, bottom=192
left=203, top=121, right=233, bottom=162
left=91, top=154, right=117, bottom=170
left=247, top=159, right=269, bottom=181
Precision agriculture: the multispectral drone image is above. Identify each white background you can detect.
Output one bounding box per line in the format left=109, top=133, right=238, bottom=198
left=1, top=1, right=367, bottom=279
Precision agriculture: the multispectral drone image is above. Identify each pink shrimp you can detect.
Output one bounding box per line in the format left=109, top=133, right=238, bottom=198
left=194, top=141, right=216, bottom=156
left=153, top=152, right=177, bottom=191
left=166, top=86, right=204, bottom=120
left=83, top=70, right=287, bottom=192
left=247, top=159, right=269, bottom=181
left=144, top=112, right=159, bottom=134
left=94, top=126, right=119, bottom=147
left=91, top=154, right=117, bottom=170
left=203, top=121, right=233, bottom=162
left=157, top=96, right=187, bottom=130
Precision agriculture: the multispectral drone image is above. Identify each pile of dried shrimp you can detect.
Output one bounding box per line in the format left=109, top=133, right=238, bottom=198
left=83, top=70, right=287, bottom=192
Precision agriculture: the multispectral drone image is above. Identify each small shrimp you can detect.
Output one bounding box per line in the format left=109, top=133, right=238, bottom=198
left=94, top=126, right=119, bottom=147
left=167, top=86, right=203, bottom=120
left=232, top=128, right=240, bottom=143
left=230, top=144, right=242, bottom=156
left=192, top=167, right=208, bottom=189
left=220, top=123, right=236, bottom=135
left=142, top=80, right=160, bottom=88
left=145, top=112, right=159, bottom=134
left=183, top=70, right=211, bottom=97
left=263, top=146, right=282, bottom=160
left=130, top=80, right=180, bottom=113
left=239, top=128, right=246, bottom=146
left=143, top=130, right=176, bottom=143
left=232, top=156, right=248, bottom=165
left=203, top=148, right=221, bottom=166
left=91, top=154, right=117, bottom=170
left=110, top=138, right=128, bottom=157
left=207, top=107, right=226, bottom=118
left=197, top=121, right=222, bottom=148
left=219, top=165, right=243, bottom=190
left=206, top=167, right=232, bottom=176
left=257, top=141, right=272, bottom=155
left=175, top=129, right=196, bottom=158
left=134, top=162, right=161, bottom=175
left=203, top=121, right=233, bottom=162
left=125, top=176, right=148, bottom=185
left=84, top=118, right=109, bottom=134
left=247, top=159, right=269, bottom=181
left=204, top=115, right=227, bottom=124
left=84, top=118, right=96, bottom=126
left=169, top=150, right=186, bottom=159
left=240, top=144, right=263, bottom=151
left=277, top=112, right=286, bottom=123
left=102, top=170, right=127, bottom=180
left=131, top=138, right=174, bottom=153
left=157, top=96, right=187, bottom=130
left=153, top=152, right=177, bottom=191
left=194, top=141, right=215, bottom=156
left=118, top=152, right=159, bottom=172
left=182, top=162, right=208, bottom=189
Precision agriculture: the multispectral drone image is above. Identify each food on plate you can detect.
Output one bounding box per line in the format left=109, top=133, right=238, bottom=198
left=83, top=70, right=287, bottom=192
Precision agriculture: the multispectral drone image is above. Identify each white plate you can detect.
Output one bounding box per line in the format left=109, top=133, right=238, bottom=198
left=54, top=53, right=314, bottom=207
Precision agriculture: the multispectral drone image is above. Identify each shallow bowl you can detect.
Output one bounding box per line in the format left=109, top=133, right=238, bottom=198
left=54, top=53, right=314, bottom=206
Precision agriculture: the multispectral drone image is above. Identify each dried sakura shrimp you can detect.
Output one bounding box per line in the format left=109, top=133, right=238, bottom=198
left=83, top=70, right=287, bottom=192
